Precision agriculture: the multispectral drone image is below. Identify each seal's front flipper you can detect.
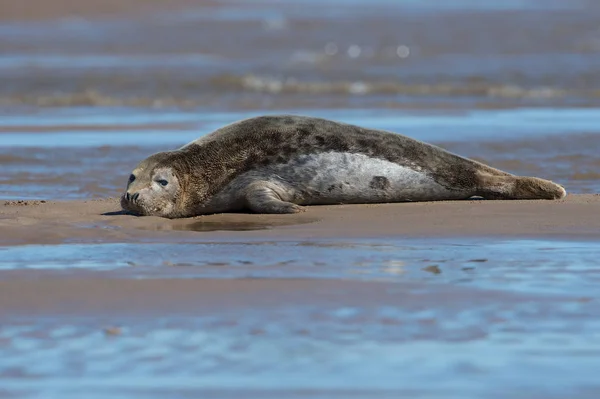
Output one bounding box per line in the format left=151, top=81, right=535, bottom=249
left=245, top=182, right=305, bottom=214
left=476, top=172, right=566, bottom=200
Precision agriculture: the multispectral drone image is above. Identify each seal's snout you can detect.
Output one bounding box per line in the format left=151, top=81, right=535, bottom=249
left=120, top=192, right=142, bottom=215
left=124, top=192, right=140, bottom=203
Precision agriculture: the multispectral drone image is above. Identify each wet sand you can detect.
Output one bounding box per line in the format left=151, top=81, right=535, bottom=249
left=1, top=194, right=598, bottom=317
left=0, top=0, right=217, bottom=21
left=0, top=276, right=555, bottom=317
left=1, top=195, right=599, bottom=246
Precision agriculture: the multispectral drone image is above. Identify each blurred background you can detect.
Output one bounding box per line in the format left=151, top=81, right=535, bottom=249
left=1, top=0, right=600, bottom=199
left=3, top=3, right=600, bottom=398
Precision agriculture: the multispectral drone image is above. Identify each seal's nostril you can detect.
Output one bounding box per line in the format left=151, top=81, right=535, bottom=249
left=125, top=192, right=130, bottom=201
left=132, top=193, right=139, bottom=201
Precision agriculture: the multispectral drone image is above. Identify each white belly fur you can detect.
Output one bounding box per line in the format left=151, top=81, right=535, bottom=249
left=221, top=151, right=471, bottom=206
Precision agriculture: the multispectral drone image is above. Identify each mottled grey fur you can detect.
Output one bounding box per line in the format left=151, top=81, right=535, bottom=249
left=121, top=115, right=566, bottom=218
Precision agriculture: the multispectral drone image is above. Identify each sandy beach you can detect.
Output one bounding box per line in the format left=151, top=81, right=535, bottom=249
left=1, top=193, right=598, bottom=314
left=2, top=195, right=600, bottom=246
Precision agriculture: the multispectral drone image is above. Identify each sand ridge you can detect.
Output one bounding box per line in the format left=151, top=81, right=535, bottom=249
left=0, top=276, right=574, bottom=318
left=0, top=0, right=218, bottom=21
left=1, top=195, right=599, bottom=246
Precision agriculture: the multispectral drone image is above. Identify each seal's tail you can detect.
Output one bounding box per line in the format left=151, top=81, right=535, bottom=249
left=475, top=172, right=567, bottom=200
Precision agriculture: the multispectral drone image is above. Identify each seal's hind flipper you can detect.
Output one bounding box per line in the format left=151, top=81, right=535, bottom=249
left=476, top=172, right=567, bottom=200
left=245, top=182, right=305, bottom=214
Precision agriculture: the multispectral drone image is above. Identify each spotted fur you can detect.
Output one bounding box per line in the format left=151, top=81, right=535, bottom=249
left=121, top=115, right=567, bottom=218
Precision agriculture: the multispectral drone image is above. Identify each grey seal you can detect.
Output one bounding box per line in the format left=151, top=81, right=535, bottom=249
left=121, top=115, right=566, bottom=218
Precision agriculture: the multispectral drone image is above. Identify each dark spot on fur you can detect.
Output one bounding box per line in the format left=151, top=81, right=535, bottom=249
left=328, top=135, right=350, bottom=152
left=315, top=135, right=326, bottom=146
left=297, top=127, right=311, bottom=138
left=282, top=145, right=294, bottom=156
left=369, top=176, right=390, bottom=190
left=265, top=147, right=279, bottom=157
left=357, top=138, right=370, bottom=148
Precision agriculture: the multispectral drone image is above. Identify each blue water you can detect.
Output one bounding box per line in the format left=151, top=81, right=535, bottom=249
left=1, top=238, right=599, bottom=295
left=2, top=107, right=600, bottom=147
left=3, top=255, right=596, bottom=388
left=3, top=309, right=599, bottom=399
left=2, top=237, right=600, bottom=399
left=0, top=54, right=222, bottom=70
left=168, top=0, right=585, bottom=22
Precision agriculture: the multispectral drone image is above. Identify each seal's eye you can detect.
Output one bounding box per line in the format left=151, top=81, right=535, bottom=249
left=157, top=179, right=169, bottom=187
left=128, top=174, right=135, bottom=184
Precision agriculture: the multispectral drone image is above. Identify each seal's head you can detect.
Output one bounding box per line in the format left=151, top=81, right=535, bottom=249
left=121, top=153, right=185, bottom=218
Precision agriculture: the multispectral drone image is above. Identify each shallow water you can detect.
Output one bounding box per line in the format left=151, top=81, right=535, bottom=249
left=2, top=237, right=600, bottom=398
left=3, top=301, right=600, bottom=399
left=0, top=238, right=599, bottom=296
left=1, top=0, right=600, bottom=109
left=4, top=305, right=600, bottom=399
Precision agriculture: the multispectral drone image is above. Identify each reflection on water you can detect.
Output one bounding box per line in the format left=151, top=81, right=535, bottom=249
left=1, top=238, right=599, bottom=294
left=151, top=217, right=320, bottom=232
left=3, top=303, right=600, bottom=399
